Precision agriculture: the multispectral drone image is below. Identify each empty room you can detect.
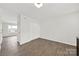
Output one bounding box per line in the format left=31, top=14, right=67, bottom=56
left=0, top=3, right=79, bottom=56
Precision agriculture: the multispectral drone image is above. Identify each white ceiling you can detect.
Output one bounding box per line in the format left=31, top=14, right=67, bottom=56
left=0, top=3, right=79, bottom=23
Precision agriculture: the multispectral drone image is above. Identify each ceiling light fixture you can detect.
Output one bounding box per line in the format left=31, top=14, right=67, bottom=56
left=34, top=3, right=43, bottom=8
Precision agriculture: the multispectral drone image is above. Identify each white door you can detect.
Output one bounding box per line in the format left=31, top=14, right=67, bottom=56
left=30, top=22, right=40, bottom=40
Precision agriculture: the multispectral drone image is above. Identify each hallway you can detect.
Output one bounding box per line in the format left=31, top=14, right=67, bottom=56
left=0, top=36, right=19, bottom=56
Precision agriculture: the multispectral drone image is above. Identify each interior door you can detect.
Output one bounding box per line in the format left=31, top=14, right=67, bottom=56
left=30, top=22, right=40, bottom=40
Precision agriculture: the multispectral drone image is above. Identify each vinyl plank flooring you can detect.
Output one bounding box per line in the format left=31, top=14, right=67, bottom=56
left=0, top=36, right=76, bottom=56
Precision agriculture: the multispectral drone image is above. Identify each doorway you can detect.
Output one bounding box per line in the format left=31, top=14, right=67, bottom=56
left=0, top=22, right=18, bottom=56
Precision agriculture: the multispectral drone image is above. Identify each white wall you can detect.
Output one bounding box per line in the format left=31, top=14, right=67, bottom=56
left=18, top=12, right=79, bottom=46
left=2, top=22, right=17, bottom=37
left=18, top=15, right=40, bottom=45
left=40, top=12, right=79, bottom=46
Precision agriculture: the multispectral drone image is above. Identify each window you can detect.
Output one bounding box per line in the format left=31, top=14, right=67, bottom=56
left=8, top=25, right=17, bottom=33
